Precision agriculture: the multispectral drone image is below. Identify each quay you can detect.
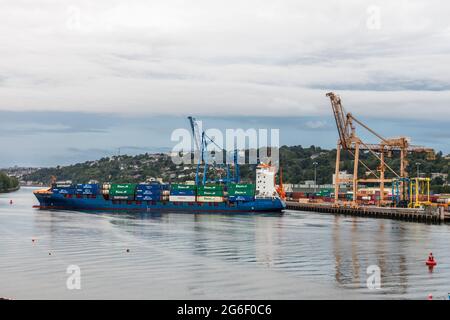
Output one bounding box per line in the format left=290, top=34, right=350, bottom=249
left=286, top=201, right=449, bottom=224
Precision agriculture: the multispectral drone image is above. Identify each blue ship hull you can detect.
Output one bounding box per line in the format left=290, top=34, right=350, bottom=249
left=34, top=192, right=286, bottom=213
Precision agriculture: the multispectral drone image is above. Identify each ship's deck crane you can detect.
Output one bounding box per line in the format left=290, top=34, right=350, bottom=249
left=326, top=92, right=435, bottom=208
left=188, top=116, right=240, bottom=185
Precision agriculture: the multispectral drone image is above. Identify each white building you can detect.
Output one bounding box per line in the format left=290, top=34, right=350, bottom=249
left=332, top=171, right=354, bottom=185
left=431, top=173, right=448, bottom=181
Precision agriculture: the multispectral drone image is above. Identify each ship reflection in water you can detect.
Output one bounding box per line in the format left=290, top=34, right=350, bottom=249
left=1, top=188, right=449, bottom=299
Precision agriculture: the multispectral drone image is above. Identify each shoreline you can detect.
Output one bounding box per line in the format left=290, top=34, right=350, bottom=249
left=0, top=186, right=20, bottom=194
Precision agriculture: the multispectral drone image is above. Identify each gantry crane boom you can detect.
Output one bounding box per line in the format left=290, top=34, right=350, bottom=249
left=187, top=116, right=241, bottom=185
left=326, top=92, right=352, bottom=150
left=326, top=92, right=435, bottom=207
left=326, top=93, right=434, bottom=154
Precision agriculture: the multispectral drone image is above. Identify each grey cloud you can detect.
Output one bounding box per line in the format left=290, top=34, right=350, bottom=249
left=0, top=111, right=119, bottom=136
left=310, top=78, right=450, bottom=92
left=0, top=0, right=450, bottom=119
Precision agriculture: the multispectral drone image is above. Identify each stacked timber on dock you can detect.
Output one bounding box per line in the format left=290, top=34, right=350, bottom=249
left=286, top=201, right=448, bottom=224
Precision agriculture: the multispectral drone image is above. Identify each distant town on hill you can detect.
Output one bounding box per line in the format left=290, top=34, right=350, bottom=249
left=3, top=145, right=450, bottom=193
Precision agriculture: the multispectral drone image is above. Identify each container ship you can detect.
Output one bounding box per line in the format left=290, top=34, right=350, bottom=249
left=33, top=164, right=286, bottom=213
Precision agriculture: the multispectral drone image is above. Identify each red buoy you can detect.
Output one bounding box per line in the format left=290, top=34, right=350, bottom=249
left=9, top=200, right=13, bottom=205
left=426, top=252, right=437, bottom=267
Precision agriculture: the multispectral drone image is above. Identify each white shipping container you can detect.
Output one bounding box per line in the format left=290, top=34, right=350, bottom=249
left=196, top=196, right=224, bottom=202
left=169, top=195, right=196, bottom=202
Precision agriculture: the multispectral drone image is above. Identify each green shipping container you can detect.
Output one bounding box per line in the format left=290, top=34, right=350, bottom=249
left=227, top=184, right=255, bottom=196
left=110, top=183, right=137, bottom=191
left=197, top=190, right=224, bottom=196
left=227, top=183, right=255, bottom=190
left=229, top=189, right=255, bottom=196
left=109, top=183, right=137, bottom=196
left=110, top=190, right=135, bottom=196
left=171, top=184, right=197, bottom=190
left=198, top=185, right=223, bottom=191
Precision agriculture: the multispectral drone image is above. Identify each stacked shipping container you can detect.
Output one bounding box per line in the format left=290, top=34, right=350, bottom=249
left=52, top=186, right=76, bottom=195
left=108, top=183, right=137, bottom=200
left=227, top=183, right=255, bottom=202
left=76, top=183, right=99, bottom=195
left=169, top=184, right=196, bottom=202
left=52, top=183, right=99, bottom=195
left=197, top=185, right=224, bottom=202
left=136, top=184, right=169, bottom=201
left=51, top=182, right=263, bottom=204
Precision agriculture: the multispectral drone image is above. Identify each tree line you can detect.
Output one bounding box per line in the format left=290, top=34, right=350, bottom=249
left=0, top=171, right=19, bottom=193
left=23, top=146, right=450, bottom=193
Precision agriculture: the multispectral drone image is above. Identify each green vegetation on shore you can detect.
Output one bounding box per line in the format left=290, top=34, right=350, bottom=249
left=0, top=171, right=19, bottom=193
left=22, top=146, right=450, bottom=193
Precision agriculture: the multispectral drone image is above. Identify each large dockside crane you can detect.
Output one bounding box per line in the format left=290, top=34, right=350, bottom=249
left=188, top=116, right=240, bottom=185
left=326, top=92, right=435, bottom=208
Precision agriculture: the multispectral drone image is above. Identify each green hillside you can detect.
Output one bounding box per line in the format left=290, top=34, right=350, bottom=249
left=22, top=146, right=450, bottom=192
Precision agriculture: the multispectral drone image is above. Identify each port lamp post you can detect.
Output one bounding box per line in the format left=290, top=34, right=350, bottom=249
left=313, top=162, right=318, bottom=193
left=416, top=162, right=421, bottom=178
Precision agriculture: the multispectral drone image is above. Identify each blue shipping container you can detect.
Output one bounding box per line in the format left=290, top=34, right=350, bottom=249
left=76, top=188, right=99, bottom=195
left=170, top=189, right=196, bottom=196
left=53, top=187, right=76, bottom=195
left=135, top=195, right=160, bottom=201
left=137, top=184, right=170, bottom=191
left=136, top=189, right=161, bottom=195
left=76, top=184, right=99, bottom=189
left=137, top=184, right=162, bottom=190
left=228, top=195, right=255, bottom=202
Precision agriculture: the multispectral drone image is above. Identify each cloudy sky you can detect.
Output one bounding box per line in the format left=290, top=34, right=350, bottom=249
left=0, top=0, right=449, bottom=167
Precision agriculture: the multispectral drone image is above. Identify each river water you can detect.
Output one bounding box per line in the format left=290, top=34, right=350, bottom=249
left=0, top=187, right=449, bottom=300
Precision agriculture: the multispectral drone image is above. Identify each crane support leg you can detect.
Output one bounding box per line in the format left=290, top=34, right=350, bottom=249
left=352, top=142, right=360, bottom=207
left=400, top=148, right=406, bottom=201
left=334, top=143, right=341, bottom=205
left=380, top=152, right=385, bottom=205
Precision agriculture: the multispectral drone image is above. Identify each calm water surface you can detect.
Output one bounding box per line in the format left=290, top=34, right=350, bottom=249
left=0, top=187, right=449, bottom=299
